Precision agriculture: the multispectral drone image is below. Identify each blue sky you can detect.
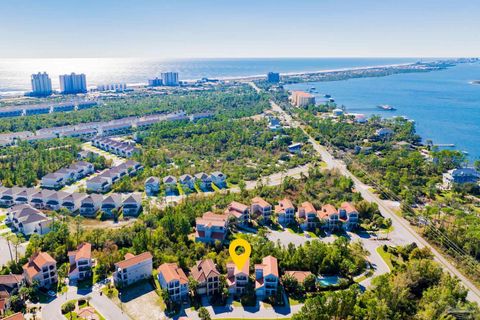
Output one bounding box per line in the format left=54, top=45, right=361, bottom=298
left=1, top=0, right=479, bottom=58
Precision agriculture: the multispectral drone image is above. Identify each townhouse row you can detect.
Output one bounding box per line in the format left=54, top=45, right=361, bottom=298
left=157, top=256, right=279, bottom=301
left=195, top=198, right=359, bottom=243
left=145, top=171, right=227, bottom=195
left=86, top=160, right=143, bottom=193
left=40, top=161, right=94, bottom=189
left=2, top=192, right=143, bottom=235
left=92, top=137, right=139, bottom=158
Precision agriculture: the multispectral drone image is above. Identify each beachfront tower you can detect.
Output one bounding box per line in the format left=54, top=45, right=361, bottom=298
left=31, top=72, right=53, bottom=96
left=59, top=73, right=87, bottom=94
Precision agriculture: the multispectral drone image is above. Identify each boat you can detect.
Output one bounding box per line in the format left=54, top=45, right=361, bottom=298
left=324, top=94, right=331, bottom=98
left=377, top=105, right=396, bottom=111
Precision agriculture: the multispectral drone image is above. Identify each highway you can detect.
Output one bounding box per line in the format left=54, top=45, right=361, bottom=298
left=249, top=81, right=480, bottom=304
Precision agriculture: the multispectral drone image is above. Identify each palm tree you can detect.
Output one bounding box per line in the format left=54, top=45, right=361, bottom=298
left=4, top=234, right=14, bottom=262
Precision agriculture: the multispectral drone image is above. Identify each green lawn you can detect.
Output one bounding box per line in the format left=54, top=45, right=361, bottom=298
left=288, top=297, right=303, bottom=305
left=0, top=215, right=6, bottom=222
left=211, top=183, right=220, bottom=192
left=177, top=183, right=185, bottom=196
left=64, top=311, right=79, bottom=319
left=376, top=246, right=394, bottom=270
left=0, top=224, right=7, bottom=230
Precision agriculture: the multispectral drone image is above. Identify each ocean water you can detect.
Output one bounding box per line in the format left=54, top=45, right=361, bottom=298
left=285, top=62, right=480, bottom=160
left=0, top=57, right=416, bottom=95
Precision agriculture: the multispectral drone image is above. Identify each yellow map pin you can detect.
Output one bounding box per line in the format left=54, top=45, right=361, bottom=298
left=229, top=239, right=252, bottom=270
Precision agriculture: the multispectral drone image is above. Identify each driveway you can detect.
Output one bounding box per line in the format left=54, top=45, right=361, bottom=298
left=118, top=281, right=165, bottom=320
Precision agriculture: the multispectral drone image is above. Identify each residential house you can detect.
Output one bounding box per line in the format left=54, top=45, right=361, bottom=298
left=6, top=204, right=52, bottom=236
left=101, top=194, right=123, bottom=218
left=157, top=263, right=189, bottom=302
left=318, top=204, right=340, bottom=231
left=227, top=259, right=249, bottom=295
left=288, top=143, right=302, bottom=154
left=45, top=191, right=70, bottom=211
left=194, top=172, right=212, bottom=191
left=190, top=259, right=221, bottom=296
left=283, top=271, right=313, bottom=285
left=40, top=173, right=66, bottom=189
left=113, top=252, right=153, bottom=287
left=297, top=202, right=317, bottom=230
left=61, top=193, right=87, bottom=212
left=255, top=256, right=279, bottom=299
left=122, top=193, right=142, bottom=217
left=68, top=243, right=93, bottom=281
left=195, top=211, right=229, bottom=243
left=30, top=189, right=55, bottom=209
left=14, top=188, right=37, bottom=205
left=23, top=252, right=57, bottom=288
left=86, top=175, right=111, bottom=193
left=179, top=174, right=195, bottom=190
left=251, top=197, right=272, bottom=223
left=224, top=201, right=250, bottom=226
left=0, top=274, right=24, bottom=314
left=210, top=171, right=227, bottom=188
left=79, top=194, right=104, bottom=217
left=144, top=176, right=160, bottom=196
left=163, top=176, right=177, bottom=194
left=275, top=198, right=295, bottom=226
left=339, top=202, right=359, bottom=230
left=443, top=167, right=480, bottom=188
left=0, top=187, right=24, bottom=207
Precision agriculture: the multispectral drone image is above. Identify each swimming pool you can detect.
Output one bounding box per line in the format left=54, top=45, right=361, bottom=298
left=317, top=276, right=341, bottom=286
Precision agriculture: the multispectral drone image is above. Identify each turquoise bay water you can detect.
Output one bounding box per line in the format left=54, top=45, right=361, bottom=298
left=285, top=62, right=480, bottom=160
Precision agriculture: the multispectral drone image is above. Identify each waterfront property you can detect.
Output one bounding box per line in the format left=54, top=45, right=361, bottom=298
left=227, top=259, right=249, bottom=296
left=195, top=211, right=229, bottom=243
left=59, top=72, right=87, bottom=94
left=6, top=204, right=52, bottom=236
left=290, top=91, right=315, bottom=107
left=68, top=242, right=93, bottom=281
left=251, top=197, right=272, bottom=223
left=267, top=72, right=280, bottom=83
left=157, top=263, right=189, bottom=302
left=255, top=256, right=279, bottom=299
left=23, top=252, right=57, bottom=288
left=113, top=252, right=153, bottom=288
left=443, top=167, right=480, bottom=188
left=190, top=259, right=221, bottom=296
left=225, top=201, right=250, bottom=226
left=275, top=198, right=295, bottom=226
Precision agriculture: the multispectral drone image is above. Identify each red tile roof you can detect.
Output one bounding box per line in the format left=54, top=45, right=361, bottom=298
left=251, top=197, right=270, bottom=208
left=158, top=263, right=188, bottom=284
left=284, top=271, right=312, bottom=283
left=190, top=259, right=220, bottom=283
left=68, top=242, right=92, bottom=261
left=299, top=202, right=316, bottom=213
left=341, top=202, right=357, bottom=213
left=275, top=198, right=294, bottom=214
left=23, top=252, right=56, bottom=279
left=318, top=204, right=337, bottom=219
left=255, top=256, right=278, bottom=278
left=115, top=252, right=152, bottom=270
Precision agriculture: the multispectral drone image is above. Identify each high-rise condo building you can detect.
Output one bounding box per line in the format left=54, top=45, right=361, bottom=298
left=161, top=72, right=179, bottom=86
left=59, top=73, right=87, bottom=94
left=31, top=72, right=53, bottom=96
left=267, top=72, right=280, bottom=83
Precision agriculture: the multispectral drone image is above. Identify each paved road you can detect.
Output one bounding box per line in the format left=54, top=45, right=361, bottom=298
left=42, top=286, right=131, bottom=320
left=253, top=82, right=480, bottom=304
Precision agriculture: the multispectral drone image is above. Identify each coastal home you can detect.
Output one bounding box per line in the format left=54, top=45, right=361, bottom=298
left=163, top=176, right=177, bottom=194
left=283, top=271, right=313, bottom=285
left=86, top=175, right=111, bottom=193
left=179, top=174, right=195, bottom=190
left=30, top=189, right=55, bottom=209
left=339, top=202, right=359, bottom=230
left=275, top=198, right=295, bottom=226
left=297, top=202, right=318, bottom=230
left=79, top=194, right=104, bottom=217
left=443, top=167, right=480, bottom=188
left=61, top=193, right=87, bottom=213
left=375, top=128, right=394, bottom=139
left=318, top=204, right=340, bottom=231
left=68, top=242, right=93, bottom=281
left=210, top=171, right=227, bottom=188
left=190, top=259, right=221, bottom=296
left=101, top=194, right=123, bottom=218
left=255, top=256, right=279, bottom=299
left=23, top=251, right=58, bottom=288
left=251, top=197, right=272, bottom=223
left=0, top=187, right=24, bottom=207
left=45, top=191, right=70, bottom=211
left=194, top=172, right=212, bottom=191
left=122, top=193, right=142, bottom=217
left=195, top=211, right=229, bottom=243
left=224, top=201, right=250, bottom=226
left=113, top=252, right=153, bottom=287
left=288, top=143, right=302, bottom=154
left=14, top=188, right=37, bottom=205
left=291, top=91, right=315, bottom=107
left=40, top=173, right=66, bottom=189
left=144, top=176, right=160, bottom=196
left=69, top=161, right=95, bottom=179
left=157, top=263, right=189, bottom=302
left=227, top=259, right=249, bottom=296
left=6, top=204, right=52, bottom=236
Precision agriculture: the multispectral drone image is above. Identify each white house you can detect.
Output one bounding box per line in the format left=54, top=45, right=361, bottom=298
left=6, top=204, right=52, bottom=236
left=251, top=197, right=272, bottom=223
left=113, top=252, right=153, bottom=287
left=61, top=193, right=87, bottom=212
left=227, top=259, right=249, bottom=296
left=157, top=263, right=189, bottom=302
left=45, top=191, right=70, bottom=211
left=163, top=176, right=177, bottom=193
left=101, top=194, right=123, bottom=218
left=122, top=193, right=142, bottom=217
left=318, top=204, right=340, bottom=231
left=275, top=198, right=295, bottom=226
left=23, top=252, right=57, bottom=288
left=68, top=242, right=93, bottom=281
left=255, top=256, right=279, bottom=299
left=79, top=194, right=104, bottom=217
left=144, top=176, right=160, bottom=196
left=210, top=171, right=227, bottom=188
left=179, top=174, right=195, bottom=190
left=14, top=188, right=38, bottom=205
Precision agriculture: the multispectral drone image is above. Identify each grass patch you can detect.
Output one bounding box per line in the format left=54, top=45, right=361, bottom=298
left=286, top=227, right=303, bottom=235
left=0, top=215, right=6, bottom=222
left=177, top=183, right=185, bottom=196
left=211, top=183, right=220, bottom=192
left=232, top=300, right=242, bottom=307
left=102, top=286, right=119, bottom=299
left=306, top=231, right=317, bottom=238
left=288, top=297, right=303, bottom=306
left=376, top=246, right=394, bottom=270
left=0, top=225, right=7, bottom=230
left=64, top=311, right=79, bottom=319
